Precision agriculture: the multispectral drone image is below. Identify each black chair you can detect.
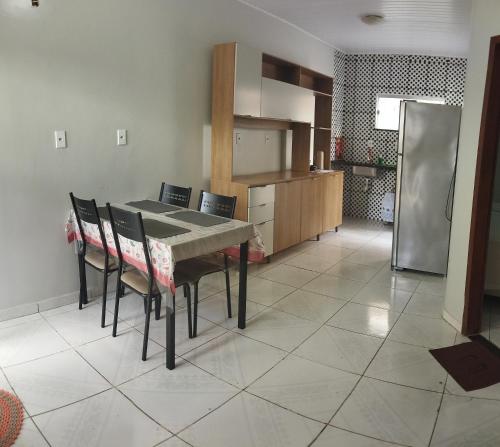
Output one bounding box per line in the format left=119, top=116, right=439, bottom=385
left=159, top=183, right=192, bottom=208
left=176, top=191, right=237, bottom=337
left=107, top=205, right=199, bottom=360
left=70, top=193, right=118, bottom=328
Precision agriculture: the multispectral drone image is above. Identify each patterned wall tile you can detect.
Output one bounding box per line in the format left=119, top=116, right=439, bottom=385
left=331, top=51, right=467, bottom=221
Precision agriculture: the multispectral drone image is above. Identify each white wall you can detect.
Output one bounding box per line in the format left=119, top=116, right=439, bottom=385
left=232, top=129, right=287, bottom=176
left=444, top=0, right=500, bottom=329
left=0, top=0, right=333, bottom=313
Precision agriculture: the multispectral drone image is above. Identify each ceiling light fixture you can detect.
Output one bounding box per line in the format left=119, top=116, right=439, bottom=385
left=360, top=14, right=384, bottom=25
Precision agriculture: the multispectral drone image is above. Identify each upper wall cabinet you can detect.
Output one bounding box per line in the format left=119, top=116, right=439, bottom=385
left=234, top=44, right=262, bottom=117
left=261, top=78, right=315, bottom=124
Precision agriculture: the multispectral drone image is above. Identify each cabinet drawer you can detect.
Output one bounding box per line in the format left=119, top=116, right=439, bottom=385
left=255, top=220, right=274, bottom=256
left=248, top=202, right=274, bottom=225
left=248, top=184, right=275, bottom=207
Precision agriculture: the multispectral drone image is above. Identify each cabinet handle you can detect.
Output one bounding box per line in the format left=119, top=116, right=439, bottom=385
left=256, top=220, right=273, bottom=226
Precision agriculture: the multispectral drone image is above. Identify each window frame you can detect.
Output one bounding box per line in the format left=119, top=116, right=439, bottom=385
left=375, top=94, right=446, bottom=131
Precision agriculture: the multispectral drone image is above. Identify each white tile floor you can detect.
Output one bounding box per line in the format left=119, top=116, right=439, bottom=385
left=2, top=218, right=500, bottom=447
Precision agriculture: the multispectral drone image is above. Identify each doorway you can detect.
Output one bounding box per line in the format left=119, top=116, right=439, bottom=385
left=463, top=35, right=500, bottom=338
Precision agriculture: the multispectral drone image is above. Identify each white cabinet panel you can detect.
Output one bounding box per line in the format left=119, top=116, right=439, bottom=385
left=234, top=44, right=262, bottom=117
left=248, top=202, right=275, bottom=225
left=255, top=220, right=274, bottom=256
left=261, top=78, right=315, bottom=124
left=248, top=184, right=275, bottom=207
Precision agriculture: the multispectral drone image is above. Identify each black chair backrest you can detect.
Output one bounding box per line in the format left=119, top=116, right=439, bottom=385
left=106, top=204, right=155, bottom=282
left=70, top=193, right=107, bottom=253
left=159, top=183, right=192, bottom=208
left=197, top=191, right=237, bottom=219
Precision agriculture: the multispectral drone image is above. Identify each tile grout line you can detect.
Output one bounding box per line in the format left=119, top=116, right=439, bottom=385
left=426, top=331, right=456, bottom=447
left=38, top=311, right=178, bottom=443
left=40, top=310, right=177, bottom=444
left=308, top=275, right=422, bottom=447
left=2, top=221, right=462, bottom=447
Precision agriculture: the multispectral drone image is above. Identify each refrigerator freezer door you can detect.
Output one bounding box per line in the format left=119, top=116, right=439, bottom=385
left=394, top=102, right=461, bottom=274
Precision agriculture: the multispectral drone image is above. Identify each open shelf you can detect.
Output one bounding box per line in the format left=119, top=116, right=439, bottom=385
left=262, top=54, right=300, bottom=86
left=314, top=95, right=332, bottom=129
left=299, top=67, right=333, bottom=95
left=262, top=53, right=334, bottom=97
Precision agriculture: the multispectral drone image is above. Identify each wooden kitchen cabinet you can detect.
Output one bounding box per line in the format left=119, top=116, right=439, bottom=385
left=274, top=180, right=303, bottom=252
left=300, top=177, right=323, bottom=240
left=322, top=172, right=344, bottom=232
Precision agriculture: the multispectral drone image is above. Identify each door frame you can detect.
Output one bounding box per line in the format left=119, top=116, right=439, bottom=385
left=463, top=35, right=500, bottom=335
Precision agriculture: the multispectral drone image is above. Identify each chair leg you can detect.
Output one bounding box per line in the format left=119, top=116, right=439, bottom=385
left=154, top=294, right=162, bottom=321
left=101, top=270, right=108, bottom=328
left=142, top=295, right=153, bottom=361
left=118, top=283, right=126, bottom=298
left=78, top=253, right=87, bottom=309
left=193, top=282, right=199, bottom=337
left=112, top=276, right=121, bottom=337
left=166, top=294, right=176, bottom=370
left=224, top=255, right=232, bottom=318
left=185, top=286, right=193, bottom=338
left=143, top=297, right=147, bottom=314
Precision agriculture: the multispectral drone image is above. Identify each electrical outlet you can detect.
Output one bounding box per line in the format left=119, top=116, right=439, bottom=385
left=265, top=135, right=271, bottom=145
left=117, top=129, right=127, bottom=146
left=54, top=130, right=67, bottom=149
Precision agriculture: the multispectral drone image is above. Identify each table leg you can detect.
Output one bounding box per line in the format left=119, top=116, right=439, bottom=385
left=78, top=253, right=88, bottom=307
left=166, top=293, right=176, bottom=370
left=238, top=241, right=249, bottom=329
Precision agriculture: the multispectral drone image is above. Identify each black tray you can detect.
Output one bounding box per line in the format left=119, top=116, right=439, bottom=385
left=126, top=200, right=181, bottom=214
left=169, top=210, right=230, bottom=227
left=142, top=219, right=191, bottom=239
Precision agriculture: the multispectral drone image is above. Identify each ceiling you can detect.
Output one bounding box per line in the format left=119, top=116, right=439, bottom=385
left=240, top=0, right=472, bottom=57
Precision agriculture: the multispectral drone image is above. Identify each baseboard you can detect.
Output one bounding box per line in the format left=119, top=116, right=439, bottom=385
left=442, top=309, right=462, bottom=333
left=0, top=302, right=39, bottom=323
left=0, top=286, right=99, bottom=323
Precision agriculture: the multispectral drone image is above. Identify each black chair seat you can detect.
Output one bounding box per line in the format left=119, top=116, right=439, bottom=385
left=174, top=257, right=223, bottom=286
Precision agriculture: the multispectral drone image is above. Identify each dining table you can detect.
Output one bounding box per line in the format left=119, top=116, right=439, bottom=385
left=66, top=199, right=265, bottom=369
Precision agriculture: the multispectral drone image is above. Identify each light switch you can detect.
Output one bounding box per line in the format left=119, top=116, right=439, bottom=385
left=54, top=130, right=67, bottom=149
left=235, top=133, right=241, bottom=145
left=117, top=129, right=127, bottom=146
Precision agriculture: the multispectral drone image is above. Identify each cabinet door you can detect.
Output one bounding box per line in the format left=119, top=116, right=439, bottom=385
left=261, top=78, right=315, bottom=124
left=300, top=177, right=323, bottom=240
left=234, top=43, right=262, bottom=117
left=322, top=173, right=344, bottom=232
left=274, top=181, right=303, bottom=252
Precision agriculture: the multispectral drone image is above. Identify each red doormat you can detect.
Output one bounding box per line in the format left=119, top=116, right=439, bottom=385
left=430, top=338, right=500, bottom=391
left=0, top=390, right=24, bottom=447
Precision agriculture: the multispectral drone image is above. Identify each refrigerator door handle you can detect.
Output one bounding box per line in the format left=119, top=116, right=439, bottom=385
left=445, top=166, right=457, bottom=222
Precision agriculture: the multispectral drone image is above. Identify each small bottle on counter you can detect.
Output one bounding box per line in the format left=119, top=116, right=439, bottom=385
left=366, top=140, right=375, bottom=164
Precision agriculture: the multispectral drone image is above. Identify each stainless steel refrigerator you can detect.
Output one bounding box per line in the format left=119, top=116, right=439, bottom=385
left=392, top=102, right=462, bottom=275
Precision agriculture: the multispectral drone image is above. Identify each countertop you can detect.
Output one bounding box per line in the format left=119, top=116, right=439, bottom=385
left=331, top=160, right=397, bottom=171
left=232, top=169, right=342, bottom=187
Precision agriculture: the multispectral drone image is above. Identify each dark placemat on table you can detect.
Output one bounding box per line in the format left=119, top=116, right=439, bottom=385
left=169, top=210, right=230, bottom=227
left=142, top=219, right=191, bottom=239
left=126, top=200, right=181, bottom=214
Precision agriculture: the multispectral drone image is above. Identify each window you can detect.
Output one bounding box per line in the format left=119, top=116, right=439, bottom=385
left=375, top=94, right=445, bottom=131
